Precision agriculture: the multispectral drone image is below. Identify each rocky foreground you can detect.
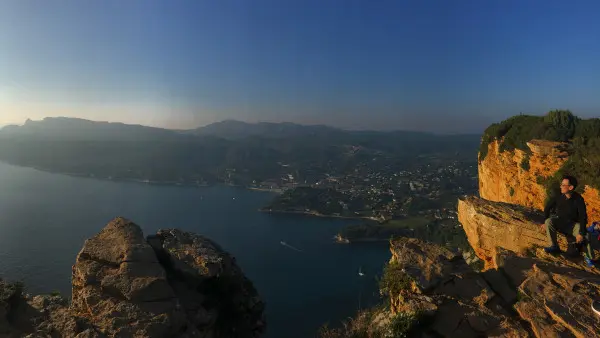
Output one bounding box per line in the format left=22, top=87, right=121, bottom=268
left=387, top=237, right=600, bottom=337
left=0, top=217, right=265, bottom=338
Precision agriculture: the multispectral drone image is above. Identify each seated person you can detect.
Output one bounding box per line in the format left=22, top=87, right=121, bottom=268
left=541, top=175, right=595, bottom=268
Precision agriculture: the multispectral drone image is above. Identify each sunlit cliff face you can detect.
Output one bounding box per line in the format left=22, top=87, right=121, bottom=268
left=478, top=139, right=600, bottom=225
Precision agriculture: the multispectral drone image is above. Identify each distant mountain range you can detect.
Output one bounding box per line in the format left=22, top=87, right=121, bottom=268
left=0, top=117, right=184, bottom=142
left=0, top=117, right=481, bottom=186
left=187, top=119, right=341, bottom=139
left=1, top=117, right=480, bottom=141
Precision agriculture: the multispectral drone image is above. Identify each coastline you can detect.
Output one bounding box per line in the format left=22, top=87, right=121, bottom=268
left=1, top=161, right=283, bottom=194
left=259, top=209, right=376, bottom=221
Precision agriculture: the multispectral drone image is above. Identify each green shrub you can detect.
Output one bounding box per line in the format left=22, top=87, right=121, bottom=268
left=318, top=309, right=376, bottom=338
left=50, top=290, right=61, bottom=297
left=389, top=312, right=421, bottom=338
left=379, top=261, right=413, bottom=297
left=509, top=187, right=515, bottom=197
left=318, top=308, right=423, bottom=338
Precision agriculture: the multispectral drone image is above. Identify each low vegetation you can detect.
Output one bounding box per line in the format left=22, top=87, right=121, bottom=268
left=379, top=261, right=413, bottom=297
left=479, top=110, right=600, bottom=195
left=318, top=306, right=422, bottom=338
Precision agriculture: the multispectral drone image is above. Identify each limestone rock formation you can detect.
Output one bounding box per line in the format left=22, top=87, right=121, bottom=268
left=388, top=238, right=529, bottom=337
left=0, top=218, right=265, bottom=338
left=479, top=139, right=600, bottom=222
left=458, top=196, right=600, bottom=267
left=498, top=248, right=600, bottom=337
left=386, top=238, right=600, bottom=338
left=479, top=139, right=568, bottom=210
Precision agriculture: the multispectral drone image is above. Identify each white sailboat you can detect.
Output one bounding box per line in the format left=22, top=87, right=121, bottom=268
left=358, top=266, right=365, bottom=277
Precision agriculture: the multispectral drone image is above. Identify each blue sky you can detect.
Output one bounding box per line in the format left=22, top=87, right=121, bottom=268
left=1, top=0, right=599, bottom=132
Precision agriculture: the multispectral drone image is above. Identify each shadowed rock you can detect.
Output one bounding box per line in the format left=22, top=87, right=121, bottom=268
left=388, top=238, right=529, bottom=337
left=148, top=229, right=266, bottom=337
left=0, top=217, right=265, bottom=338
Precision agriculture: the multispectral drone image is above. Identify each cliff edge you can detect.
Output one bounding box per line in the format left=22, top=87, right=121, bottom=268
left=0, top=217, right=265, bottom=338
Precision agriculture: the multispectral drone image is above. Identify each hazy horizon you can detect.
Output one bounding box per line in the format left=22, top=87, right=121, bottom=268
left=1, top=1, right=599, bottom=133
left=0, top=115, right=489, bottom=135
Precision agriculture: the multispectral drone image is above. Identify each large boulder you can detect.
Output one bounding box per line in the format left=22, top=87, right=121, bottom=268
left=0, top=217, right=265, bottom=338
left=71, top=218, right=190, bottom=337
left=459, top=196, right=570, bottom=267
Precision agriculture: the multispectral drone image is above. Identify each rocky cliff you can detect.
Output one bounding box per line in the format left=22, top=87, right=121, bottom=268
left=436, top=116, right=600, bottom=336
left=0, top=217, right=265, bottom=338
left=322, top=236, right=600, bottom=337
left=386, top=237, right=600, bottom=337
left=479, top=139, right=600, bottom=223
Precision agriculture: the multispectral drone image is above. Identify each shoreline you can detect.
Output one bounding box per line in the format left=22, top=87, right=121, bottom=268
left=258, top=209, right=377, bottom=221
left=1, top=161, right=285, bottom=194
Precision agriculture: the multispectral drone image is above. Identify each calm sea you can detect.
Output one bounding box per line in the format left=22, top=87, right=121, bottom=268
left=0, top=162, right=390, bottom=337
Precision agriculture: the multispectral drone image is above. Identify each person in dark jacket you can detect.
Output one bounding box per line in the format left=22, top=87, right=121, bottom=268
left=541, top=175, right=595, bottom=267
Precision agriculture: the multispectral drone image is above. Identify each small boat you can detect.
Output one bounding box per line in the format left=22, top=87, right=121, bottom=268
left=358, top=266, right=365, bottom=277
left=280, top=241, right=287, bottom=246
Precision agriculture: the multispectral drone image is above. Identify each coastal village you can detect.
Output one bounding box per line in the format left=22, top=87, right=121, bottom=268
left=257, top=155, right=478, bottom=222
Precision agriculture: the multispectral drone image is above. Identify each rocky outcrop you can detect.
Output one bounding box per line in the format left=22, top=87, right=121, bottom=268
left=497, top=248, right=600, bottom=337
left=453, top=135, right=600, bottom=337
left=0, top=218, right=265, bottom=337
left=388, top=238, right=529, bottom=337
left=386, top=238, right=600, bottom=338
left=458, top=196, right=600, bottom=267
left=458, top=195, right=549, bottom=266
left=147, top=229, right=265, bottom=337
left=479, top=139, right=600, bottom=222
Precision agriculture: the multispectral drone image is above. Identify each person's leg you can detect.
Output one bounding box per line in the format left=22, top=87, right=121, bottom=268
left=545, top=217, right=562, bottom=253
left=572, top=222, right=581, bottom=241
left=545, top=217, right=559, bottom=247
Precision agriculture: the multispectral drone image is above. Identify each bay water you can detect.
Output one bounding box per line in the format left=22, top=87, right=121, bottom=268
left=0, top=162, right=390, bottom=337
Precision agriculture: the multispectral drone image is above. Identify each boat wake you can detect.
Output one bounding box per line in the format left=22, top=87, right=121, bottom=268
left=280, top=241, right=303, bottom=252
